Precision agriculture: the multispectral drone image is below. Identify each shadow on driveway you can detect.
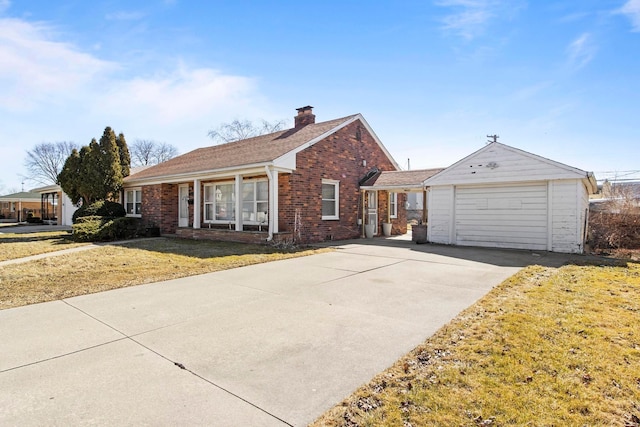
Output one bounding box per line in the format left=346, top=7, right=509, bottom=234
left=315, top=235, right=620, bottom=269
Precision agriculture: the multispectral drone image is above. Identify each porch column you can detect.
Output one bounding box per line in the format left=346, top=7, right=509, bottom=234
left=361, top=190, right=366, bottom=237
left=193, top=179, right=201, bottom=229
left=273, top=171, right=279, bottom=233
left=235, top=174, right=242, bottom=231
left=264, top=166, right=279, bottom=238
left=422, top=189, right=428, bottom=224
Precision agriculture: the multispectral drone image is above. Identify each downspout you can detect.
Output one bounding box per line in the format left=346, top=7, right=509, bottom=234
left=264, top=166, right=274, bottom=242
left=361, top=190, right=366, bottom=237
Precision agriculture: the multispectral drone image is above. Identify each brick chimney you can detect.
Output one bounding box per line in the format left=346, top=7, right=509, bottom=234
left=294, top=105, right=315, bottom=128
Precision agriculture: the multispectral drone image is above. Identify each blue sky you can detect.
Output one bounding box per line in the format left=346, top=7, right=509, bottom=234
left=1, top=0, right=639, bottom=192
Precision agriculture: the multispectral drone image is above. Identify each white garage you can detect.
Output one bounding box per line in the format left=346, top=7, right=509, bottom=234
left=424, top=142, right=597, bottom=253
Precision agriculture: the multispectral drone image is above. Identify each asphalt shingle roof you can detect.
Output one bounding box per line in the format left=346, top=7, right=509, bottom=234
left=125, top=115, right=357, bottom=182
left=364, top=168, right=445, bottom=189
left=0, top=191, right=41, bottom=200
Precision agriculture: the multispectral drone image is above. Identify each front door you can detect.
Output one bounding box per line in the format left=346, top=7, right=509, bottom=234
left=367, top=190, right=378, bottom=235
left=178, top=184, right=189, bottom=227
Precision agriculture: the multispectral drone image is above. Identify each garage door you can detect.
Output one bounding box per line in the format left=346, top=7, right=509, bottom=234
left=455, top=183, right=548, bottom=250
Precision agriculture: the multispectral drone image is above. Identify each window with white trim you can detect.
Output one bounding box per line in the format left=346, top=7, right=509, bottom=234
left=204, top=182, right=235, bottom=222
left=124, top=188, right=142, bottom=216
left=389, top=192, right=398, bottom=219
left=242, top=180, right=268, bottom=224
left=321, top=179, right=339, bottom=220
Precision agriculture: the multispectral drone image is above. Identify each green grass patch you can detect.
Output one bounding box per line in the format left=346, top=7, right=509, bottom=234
left=314, top=263, right=640, bottom=426
left=0, top=231, right=89, bottom=261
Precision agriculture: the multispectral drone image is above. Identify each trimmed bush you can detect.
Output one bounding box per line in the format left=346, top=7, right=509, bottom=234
left=72, top=218, right=104, bottom=242
left=26, top=216, right=42, bottom=224
left=72, top=216, right=143, bottom=242
left=72, top=200, right=126, bottom=223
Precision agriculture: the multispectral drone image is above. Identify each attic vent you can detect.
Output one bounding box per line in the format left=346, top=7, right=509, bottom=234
left=486, top=162, right=498, bottom=169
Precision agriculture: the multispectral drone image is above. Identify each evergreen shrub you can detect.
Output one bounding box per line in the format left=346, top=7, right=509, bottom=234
left=72, top=200, right=126, bottom=223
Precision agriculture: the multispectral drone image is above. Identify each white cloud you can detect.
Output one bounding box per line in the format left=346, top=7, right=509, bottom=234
left=0, top=16, right=269, bottom=189
left=566, top=33, right=596, bottom=70
left=103, top=64, right=256, bottom=124
left=0, top=0, right=10, bottom=14
left=617, top=0, right=640, bottom=31
left=435, top=0, right=526, bottom=40
left=0, top=17, right=259, bottom=123
left=0, top=18, right=117, bottom=110
left=436, top=0, right=494, bottom=39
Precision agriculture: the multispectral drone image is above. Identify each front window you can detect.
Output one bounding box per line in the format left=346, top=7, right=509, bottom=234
left=204, top=183, right=235, bottom=222
left=322, top=179, right=339, bottom=220
left=242, top=180, right=268, bottom=224
left=125, top=188, right=142, bottom=216
left=390, top=192, right=398, bottom=219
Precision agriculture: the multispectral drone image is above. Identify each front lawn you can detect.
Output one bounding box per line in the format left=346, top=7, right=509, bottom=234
left=0, top=231, right=89, bottom=261
left=0, top=237, right=330, bottom=310
left=314, top=262, right=640, bottom=426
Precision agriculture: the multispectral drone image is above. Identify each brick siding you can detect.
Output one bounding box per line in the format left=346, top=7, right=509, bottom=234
left=141, top=184, right=178, bottom=233
left=278, top=119, right=399, bottom=243
left=138, top=118, right=404, bottom=244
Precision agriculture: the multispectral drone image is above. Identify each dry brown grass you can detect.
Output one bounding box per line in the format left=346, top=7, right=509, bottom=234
left=0, top=237, right=330, bottom=310
left=313, top=262, right=640, bottom=426
left=0, top=231, right=89, bottom=261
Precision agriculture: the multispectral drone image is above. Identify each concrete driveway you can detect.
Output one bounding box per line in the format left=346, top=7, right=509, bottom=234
left=0, top=239, right=571, bottom=426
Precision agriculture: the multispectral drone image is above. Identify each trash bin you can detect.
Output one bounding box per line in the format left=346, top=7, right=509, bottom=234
left=412, top=224, right=427, bottom=244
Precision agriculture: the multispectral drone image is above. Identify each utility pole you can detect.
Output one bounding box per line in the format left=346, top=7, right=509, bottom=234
left=486, top=134, right=499, bottom=144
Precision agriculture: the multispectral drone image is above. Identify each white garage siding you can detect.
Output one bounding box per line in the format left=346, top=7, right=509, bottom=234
left=454, top=183, right=548, bottom=250
left=426, top=186, right=453, bottom=244
left=423, top=143, right=596, bottom=253
left=550, top=180, right=589, bottom=253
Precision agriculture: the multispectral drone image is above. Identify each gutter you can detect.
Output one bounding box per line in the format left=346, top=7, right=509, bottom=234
left=585, top=172, right=598, bottom=194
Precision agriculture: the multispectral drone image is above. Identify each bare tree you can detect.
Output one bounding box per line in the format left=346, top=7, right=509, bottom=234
left=208, top=119, right=287, bottom=144
left=130, top=139, right=179, bottom=166
left=130, top=139, right=155, bottom=166
left=24, top=141, right=78, bottom=185
left=154, top=142, right=179, bottom=164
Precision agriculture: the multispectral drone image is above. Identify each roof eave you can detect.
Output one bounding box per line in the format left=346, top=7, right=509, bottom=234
left=361, top=184, right=425, bottom=191
left=124, top=161, right=294, bottom=186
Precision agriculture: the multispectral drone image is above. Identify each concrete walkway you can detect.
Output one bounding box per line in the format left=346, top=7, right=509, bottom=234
left=0, top=239, right=571, bottom=426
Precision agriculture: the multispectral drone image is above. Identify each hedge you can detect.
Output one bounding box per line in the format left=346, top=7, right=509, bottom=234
left=72, top=200, right=126, bottom=223
left=72, top=216, right=144, bottom=242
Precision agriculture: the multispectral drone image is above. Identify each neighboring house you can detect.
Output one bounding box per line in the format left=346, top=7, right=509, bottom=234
left=0, top=191, right=49, bottom=222
left=590, top=180, right=640, bottom=214
left=423, top=142, right=597, bottom=253
left=30, top=185, right=79, bottom=226
left=122, top=106, right=404, bottom=243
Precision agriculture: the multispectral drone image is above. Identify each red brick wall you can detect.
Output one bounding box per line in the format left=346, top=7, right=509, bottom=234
left=139, top=119, right=404, bottom=243
left=141, top=183, right=178, bottom=233
left=377, top=191, right=408, bottom=235
left=176, top=227, right=268, bottom=244
left=278, top=119, right=398, bottom=243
